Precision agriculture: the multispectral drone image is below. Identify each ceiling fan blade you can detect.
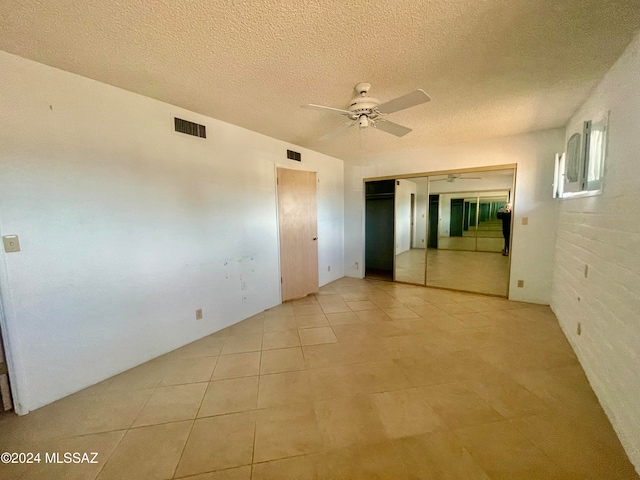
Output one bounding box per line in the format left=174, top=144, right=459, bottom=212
left=373, top=120, right=412, bottom=137
left=319, top=122, right=355, bottom=141
left=377, top=89, right=431, bottom=114
left=301, top=104, right=352, bottom=115
left=430, top=178, right=449, bottom=182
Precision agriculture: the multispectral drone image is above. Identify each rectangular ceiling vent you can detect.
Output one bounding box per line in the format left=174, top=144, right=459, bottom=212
left=174, top=117, right=206, bottom=138
left=287, top=149, right=301, bottom=162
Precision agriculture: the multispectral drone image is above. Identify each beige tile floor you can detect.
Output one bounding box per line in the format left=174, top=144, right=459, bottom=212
left=0, top=277, right=638, bottom=480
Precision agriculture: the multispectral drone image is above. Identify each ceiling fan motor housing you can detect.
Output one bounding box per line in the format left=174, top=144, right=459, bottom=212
left=347, top=82, right=380, bottom=122
left=348, top=96, right=380, bottom=119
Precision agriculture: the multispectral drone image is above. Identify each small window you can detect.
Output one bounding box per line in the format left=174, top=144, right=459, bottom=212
left=555, top=113, right=608, bottom=199
left=586, top=118, right=606, bottom=192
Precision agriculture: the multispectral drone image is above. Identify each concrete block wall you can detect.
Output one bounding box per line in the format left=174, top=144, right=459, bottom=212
left=551, top=32, right=640, bottom=472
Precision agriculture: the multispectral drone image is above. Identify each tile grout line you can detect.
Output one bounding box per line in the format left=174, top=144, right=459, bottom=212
left=92, top=378, right=161, bottom=479
left=168, top=418, right=197, bottom=480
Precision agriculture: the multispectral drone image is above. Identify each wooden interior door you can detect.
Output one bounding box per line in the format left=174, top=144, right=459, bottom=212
left=277, top=168, right=319, bottom=301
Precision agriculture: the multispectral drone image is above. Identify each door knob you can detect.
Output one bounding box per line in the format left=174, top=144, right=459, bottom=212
left=313, top=237, right=318, bottom=241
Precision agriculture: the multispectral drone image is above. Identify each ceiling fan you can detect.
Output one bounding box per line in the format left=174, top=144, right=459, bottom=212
left=432, top=174, right=483, bottom=183
left=301, top=83, right=431, bottom=140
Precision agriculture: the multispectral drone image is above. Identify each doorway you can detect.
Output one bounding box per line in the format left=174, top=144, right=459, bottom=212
left=277, top=168, right=319, bottom=301
left=364, top=180, right=395, bottom=281
left=449, top=199, right=464, bottom=237
left=428, top=195, right=439, bottom=249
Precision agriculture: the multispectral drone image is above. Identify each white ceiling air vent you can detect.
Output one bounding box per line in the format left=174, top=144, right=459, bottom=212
left=174, top=117, right=206, bottom=138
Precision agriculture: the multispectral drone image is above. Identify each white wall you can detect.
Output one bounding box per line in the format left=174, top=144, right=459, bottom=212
left=344, top=128, right=565, bottom=304
left=0, top=51, right=344, bottom=413
left=414, top=181, right=428, bottom=248
left=551, top=32, right=640, bottom=472
left=394, top=180, right=416, bottom=254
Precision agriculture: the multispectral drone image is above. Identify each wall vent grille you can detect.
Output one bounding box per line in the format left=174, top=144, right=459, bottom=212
left=287, top=150, right=302, bottom=162
left=174, top=117, right=206, bottom=138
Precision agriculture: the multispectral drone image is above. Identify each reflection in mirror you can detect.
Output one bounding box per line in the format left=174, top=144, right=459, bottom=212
left=437, top=193, right=478, bottom=251
left=394, top=178, right=428, bottom=285
left=426, top=169, right=515, bottom=296
left=476, top=195, right=508, bottom=252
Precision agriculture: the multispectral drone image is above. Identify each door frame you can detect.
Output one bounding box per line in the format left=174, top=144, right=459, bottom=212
left=0, top=259, right=19, bottom=413
left=409, top=193, right=415, bottom=248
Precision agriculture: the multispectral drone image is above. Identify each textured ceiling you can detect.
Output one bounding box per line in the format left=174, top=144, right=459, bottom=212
left=1, top=0, right=639, bottom=161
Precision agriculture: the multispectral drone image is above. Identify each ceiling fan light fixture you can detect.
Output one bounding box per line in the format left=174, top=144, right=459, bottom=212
left=359, top=115, right=369, bottom=128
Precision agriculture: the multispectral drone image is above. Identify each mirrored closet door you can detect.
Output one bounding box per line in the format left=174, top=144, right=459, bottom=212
left=394, top=177, right=428, bottom=285
left=365, top=166, right=515, bottom=297
left=426, top=168, right=515, bottom=296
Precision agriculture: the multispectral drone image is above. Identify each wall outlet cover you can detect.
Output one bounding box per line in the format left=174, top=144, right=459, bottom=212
left=195, top=308, right=203, bottom=320
left=517, top=280, right=524, bottom=288
left=2, top=235, right=21, bottom=253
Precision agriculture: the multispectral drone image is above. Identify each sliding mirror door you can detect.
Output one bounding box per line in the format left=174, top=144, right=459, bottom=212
left=394, top=177, right=428, bottom=285
left=426, top=169, right=515, bottom=296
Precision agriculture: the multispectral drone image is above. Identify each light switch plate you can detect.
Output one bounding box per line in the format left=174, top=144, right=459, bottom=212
left=521, top=217, right=529, bottom=225
left=2, top=235, right=20, bottom=253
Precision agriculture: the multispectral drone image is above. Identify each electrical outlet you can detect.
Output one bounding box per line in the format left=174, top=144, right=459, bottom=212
left=355, top=262, right=359, bottom=270
left=584, top=264, right=589, bottom=278
left=2, top=235, right=20, bottom=253
left=242, top=294, right=247, bottom=303
left=328, top=265, right=331, bottom=272
left=517, top=280, right=524, bottom=288
left=195, top=309, right=203, bottom=320
left=521, top=217, right=529, bottom=225
left=422, top=239, right=425, bottom=243
left=577, top=322, right=582, bottom=335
